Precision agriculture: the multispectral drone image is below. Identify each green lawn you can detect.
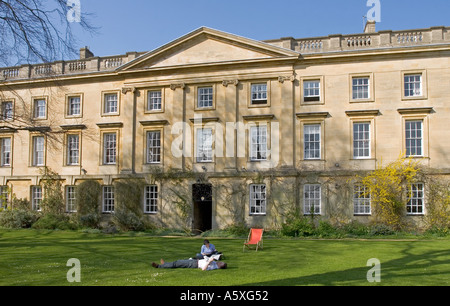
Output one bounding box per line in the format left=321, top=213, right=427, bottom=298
left=0, top=229, right=449, bottom=286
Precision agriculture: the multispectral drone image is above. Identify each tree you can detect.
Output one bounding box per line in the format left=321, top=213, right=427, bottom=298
left=357, top=155, right=420, bottom=230
left=0, top=0, right=96, bottom=66
left=0, top=0, right=97, bottom=146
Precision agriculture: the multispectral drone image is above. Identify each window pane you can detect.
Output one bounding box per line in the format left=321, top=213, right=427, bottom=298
left=407, top=183, right=424, bottom=215
left=148, top=90, right=162, bottom=111
left=68, top=96, right=81, bottom=116
left=66, top=186, right=77, bottom=212
left=197, top=128, right=213, bottom=162
left=304, top=124, right=321, bottom=159
left=67, top=135, right=79, bottom=165
left=251, top=84, right=267, bottom=105
left=103, top=133, right=116, bottom=164
left=404, top=74, right=422, bottom=97
left=250, top=184, right=266, bottom=215
left=104, top=93, right=118, bottom=113
left=405, top=120, right=423, bottom=157
left=353, top=184, right=371, bottom=215
left=103, top=186, right=114, bottom=213
left=1, top=101, right=13, bottom=120
left=304, top=184, right=321, bottom=215
left=304, top=80, right=320, bottom=102
left=147, top=131, right=161, bottom=163
left=1, top=138, right=11, bottom=166
left=353, top=122, right=370, bottom=158
left=33, top=136, right=45, bottom=166
left=144, top=185, right=158, bottom=213
left=34, top=99, right=46, bottom=118
left=250, top=126, right=267, bottom=161
left=32, top=186, right=42, bottom=211
left=198, top=87, right=213, bottom=108
left=352, top=77, right=370, bottom=99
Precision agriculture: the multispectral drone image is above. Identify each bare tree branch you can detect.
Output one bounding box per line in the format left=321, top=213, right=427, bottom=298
left=0, top=0, right=98, bottom=66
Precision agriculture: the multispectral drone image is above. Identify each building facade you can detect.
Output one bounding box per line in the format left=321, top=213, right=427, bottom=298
left=0, top=23, right=449, bottom=230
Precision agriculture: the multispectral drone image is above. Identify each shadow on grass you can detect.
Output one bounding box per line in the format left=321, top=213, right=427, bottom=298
left=241, top=242, right=450, bottom=286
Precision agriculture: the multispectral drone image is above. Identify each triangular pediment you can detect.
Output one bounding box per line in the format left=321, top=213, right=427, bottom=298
left=118, top=27, right=299, bottom=71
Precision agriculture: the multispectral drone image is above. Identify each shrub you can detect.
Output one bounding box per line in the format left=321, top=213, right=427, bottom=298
left=32, top=213, right=78, bottom=230
left=424, top=225, right=449, bottom=237
left=357, top=156, right=421, bottom=230
left=339, top=221, right=370, bottom=236
left=76, top=180, right=102, bottom=228
left=79, top=213, right=101, bottom=228
left=112, top=178, right=154, bottom=231
left=369, top=224, right=395, bottom=236
left=112, top=210, right=148, bottom=232
left=223, top=223, right=249, bottom=237
left=0, top=209, right=39, bottom=228
left=11, top=198, right=31, bottom=210
left=113, top=178, right=145, bottom=216
left=281, top=214, right=314, bottom=237
left=424, top=178, right=450, bottom=231
left=40, top=167, right=65, bottom=215
left=315, top=221, right=339, bottom=237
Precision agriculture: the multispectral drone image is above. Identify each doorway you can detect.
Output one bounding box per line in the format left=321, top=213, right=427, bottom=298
left=192, top=183, right=212, bottom=233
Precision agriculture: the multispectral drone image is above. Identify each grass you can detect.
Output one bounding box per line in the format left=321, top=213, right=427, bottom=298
left=0, top=229, right=449, bottom=286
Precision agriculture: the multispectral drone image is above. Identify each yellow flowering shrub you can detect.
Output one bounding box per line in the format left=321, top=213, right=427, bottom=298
left=357, top=155, right=420, bottom=230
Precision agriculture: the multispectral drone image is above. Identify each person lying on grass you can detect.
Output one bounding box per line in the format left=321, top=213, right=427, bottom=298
left=152, top=256, right=227, bottom=271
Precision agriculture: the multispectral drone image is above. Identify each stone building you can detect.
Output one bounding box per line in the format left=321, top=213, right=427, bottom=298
left=0, top=22, right=449, bottom=230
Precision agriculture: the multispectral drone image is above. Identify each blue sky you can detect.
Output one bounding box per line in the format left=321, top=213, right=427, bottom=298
left=71, top=0, right=449, bottom=58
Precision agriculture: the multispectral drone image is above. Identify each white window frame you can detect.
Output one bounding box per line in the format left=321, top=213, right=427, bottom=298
left=31, top=186, right=42, bottom=211
left=303, top=80, right=321, bottom=102
left=146, top=130, right=161, bottom=164
left=33, top=98, right=47, bottom=119
left=144, top=185, right=158, bottom=214
left=197, top=86, right=213, bottom=108
left=249, top=184, right=266, bottom=215
left=304, top=184, right=321, bottom=215
left=103, top=92, right=119, bottom=115
left=102, top=186, right=115, bottom=213
left=0, top=186, right=9, bottom=209
left=304, top=124, right=321, bottom=160
left=66, top=186, right=77, bottom=213
left=404, top=74, right=422, bottom=98
left=1, top=101, right=13, bottom=120
left=67, top=134, right=80, bottom=166
left=407, top=183, right=424, bottom=215
left=0, top=137, right=11, bottom=167
left=32, top=136, right=45, bottom=166
left=353, top=184, right=371, bottom=215
left=250, top=125, right=267, bottom=161
left=67, top=96, right=81, bottom=116
left=250, top=83, right=268, bottom=105
left=196, top=128, right=213, bottom=163
left=352, top=77, right=370, bottom=100
left=103, top=133, right=117, bottom=165
left=147, top=90, right=162, bottom=111
left=405, top=120, right=423, bottom=157
left=353, top=122, right=371, bottom=159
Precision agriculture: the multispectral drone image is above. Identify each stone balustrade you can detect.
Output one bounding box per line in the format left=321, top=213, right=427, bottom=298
left=0, top=51, right=144, bottom=81
left=1, top=26, right=448, bottom=81
left=265, top=26, right=449, bottom=54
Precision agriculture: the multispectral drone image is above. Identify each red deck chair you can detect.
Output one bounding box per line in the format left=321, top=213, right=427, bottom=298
left=243, top=228, right=264, bottom=251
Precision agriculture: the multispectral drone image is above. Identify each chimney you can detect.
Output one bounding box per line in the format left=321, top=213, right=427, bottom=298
left=364, top=20, right=376, bottom=33
left=80, top=46, right=94, bottom=59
